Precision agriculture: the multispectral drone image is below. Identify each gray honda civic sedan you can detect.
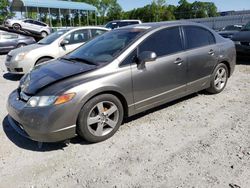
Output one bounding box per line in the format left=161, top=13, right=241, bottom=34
left=7, top=21, right=236, bottom=143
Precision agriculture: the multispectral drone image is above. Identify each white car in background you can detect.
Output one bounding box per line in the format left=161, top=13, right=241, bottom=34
left=4, top=19, right=52, bottom=37
left=5, top=26, right=109, bottom=74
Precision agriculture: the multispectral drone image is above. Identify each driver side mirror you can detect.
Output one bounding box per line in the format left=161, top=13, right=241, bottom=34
left=60, top=39, right=69, bottom=46
left=137, top=51, right=157, bottom=69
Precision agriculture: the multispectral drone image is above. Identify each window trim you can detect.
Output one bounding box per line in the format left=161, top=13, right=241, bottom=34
left=182, top=25, right=216, bottom=51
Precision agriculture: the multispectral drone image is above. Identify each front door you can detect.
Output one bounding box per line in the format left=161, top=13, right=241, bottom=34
left=59, top=29, right=90, bottom=57
left=131, top=27, right=188, bottom=111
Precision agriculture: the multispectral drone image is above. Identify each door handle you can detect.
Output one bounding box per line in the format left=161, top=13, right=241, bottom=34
left=174, top=58, right=183, bottom=65
left=208, top=49, right=215, bottom=55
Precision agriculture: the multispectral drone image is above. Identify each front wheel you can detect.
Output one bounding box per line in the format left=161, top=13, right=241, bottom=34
left=206, top=63, right=229, bottom=94
left=13, top=23, right=21, bottom=31
left=77, top=94, right=124, bottom=143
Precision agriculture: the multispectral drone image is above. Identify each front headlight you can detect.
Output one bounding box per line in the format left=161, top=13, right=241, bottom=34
left=234, top=41, right=241, bottom=45
left=27, top=96, right=57, bottom=107
left=26, top=93, right=75, bottom=107
left=15, top=52, right=27, bottom=61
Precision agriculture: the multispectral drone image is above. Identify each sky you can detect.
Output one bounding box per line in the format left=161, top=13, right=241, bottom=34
left=117, top=0, right=250, bottom=12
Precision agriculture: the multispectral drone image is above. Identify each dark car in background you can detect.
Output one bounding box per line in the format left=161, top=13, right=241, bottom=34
left=218, top=24, right=243, bottom=39
left=105, top=20, right=142, bottom=29
left=7, top=21, right=236, bottom=143
left=232, top=22, right=250, bottom=55
left=0, top=31, right=36, bottom=53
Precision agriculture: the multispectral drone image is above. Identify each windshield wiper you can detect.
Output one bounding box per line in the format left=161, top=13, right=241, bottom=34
left=61, top=57, right=99, bottom=66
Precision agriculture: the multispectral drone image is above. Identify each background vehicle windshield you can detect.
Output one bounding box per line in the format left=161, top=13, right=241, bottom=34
left=222, top=25, right=242, bottom=31
left=38, top=29, right=69, bottom=45
left=241, top=22, right=250, bottom=31
left=67, top=28, right=147, bottom=64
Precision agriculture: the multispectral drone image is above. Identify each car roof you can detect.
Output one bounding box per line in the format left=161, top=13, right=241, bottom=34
left=69, top=26, right=109, bottom=32
left=118, top=21, right=210, bottom=31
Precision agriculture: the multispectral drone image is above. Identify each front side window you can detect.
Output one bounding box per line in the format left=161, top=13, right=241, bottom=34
left=24, top=20, right=33, bottom=24
left=67, top=28, right=147, bottom=64
left=184, top=26, right=216, bottom=50
left=139, top=27, right=183, bottom=57
left=1, top=33, right=18, bottom=39
left=64, top=29, right=90, bottom=44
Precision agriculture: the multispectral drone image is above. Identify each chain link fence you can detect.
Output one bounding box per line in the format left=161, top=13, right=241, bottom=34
left=187, top=14, right=250, bottom=30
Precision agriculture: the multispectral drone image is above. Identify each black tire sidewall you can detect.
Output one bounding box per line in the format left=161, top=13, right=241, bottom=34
left=77, top=94, right=124, bottom=143
left=209, top=63, right=229, bottom=94
left=36, top=58, right=52, bottom=65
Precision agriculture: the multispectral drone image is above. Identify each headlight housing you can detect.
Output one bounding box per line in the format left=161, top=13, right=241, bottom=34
left=15, top=52, right=27, bottom=61
left=26, top=93, right=75, bottom=107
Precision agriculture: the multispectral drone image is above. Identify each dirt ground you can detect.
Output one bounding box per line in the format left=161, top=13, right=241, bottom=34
left=0, top=54, right=249, bottom=188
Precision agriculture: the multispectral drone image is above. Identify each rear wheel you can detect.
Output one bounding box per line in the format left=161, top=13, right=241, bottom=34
left=13, top=23, right=21, bottom=31
left=77, top=94, right=124, bottom=143
left=41, top=31, right=48, bottom=38
left=206, top=63, right=228, bottom=94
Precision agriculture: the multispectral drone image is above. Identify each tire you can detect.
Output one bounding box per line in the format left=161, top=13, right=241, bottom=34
left=41, top=31, right=48, bottom=38
left=16, top=43, right=26, bottom=48
left=206, top=63, right=229, bottom=94
left=13, top=23, right=21, bottom=31
left=77, top=94, right=124, bottom=143
left=36, top=57, right=52, bottom=65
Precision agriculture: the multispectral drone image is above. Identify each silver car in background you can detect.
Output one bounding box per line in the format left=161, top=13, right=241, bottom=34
left=5, top=26, right=108, bottom=74
left=0, top=31, right=36, bottom=53
left=4, top=19, right=51, bottom=37
left=7, top=21, right=236, bottom=143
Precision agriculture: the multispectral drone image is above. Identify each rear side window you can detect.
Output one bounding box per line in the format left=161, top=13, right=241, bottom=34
left=184, top=26, right=216, bottom=50
left=139, top=27, right=183, bottom=57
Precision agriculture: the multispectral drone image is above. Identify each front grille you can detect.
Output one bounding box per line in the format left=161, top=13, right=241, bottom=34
left=6, top=55, right=12, bottom=62
left=14, top=68, right=23, bottom=72
left=241, top=42, right=250, bottom=46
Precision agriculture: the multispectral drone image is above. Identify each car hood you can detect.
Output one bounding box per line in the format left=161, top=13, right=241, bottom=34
left=232, top=31, right=250, bottom=41
left=9, top=43, right=45, bottom=56
left=19, top=59, right=97, bottom=95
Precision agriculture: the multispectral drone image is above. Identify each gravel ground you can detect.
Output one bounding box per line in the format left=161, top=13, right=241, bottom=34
left=0, top=54, right=249, bottom=188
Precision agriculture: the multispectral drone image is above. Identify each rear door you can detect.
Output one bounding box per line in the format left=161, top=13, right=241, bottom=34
left=131, top=27, right=188, bottom=110
left=58, top=29, right=90, bottom=56
left=182, top=26, right=218, bottom=92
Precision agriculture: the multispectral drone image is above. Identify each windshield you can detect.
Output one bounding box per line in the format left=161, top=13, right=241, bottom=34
left=38, top=29, right=69, bottom=45
left=66, top=28, right=147, bottom=64
left=222, top=25, right=242, bottom=31
left=241, top=22, right=250, bottom=31
left=105, top=22, right=118, bottom=29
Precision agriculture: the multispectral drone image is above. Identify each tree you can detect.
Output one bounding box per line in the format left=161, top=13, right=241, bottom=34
left=107, top=3, right=123, bottom=21
left=0, top=0, right=13, bottom=24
